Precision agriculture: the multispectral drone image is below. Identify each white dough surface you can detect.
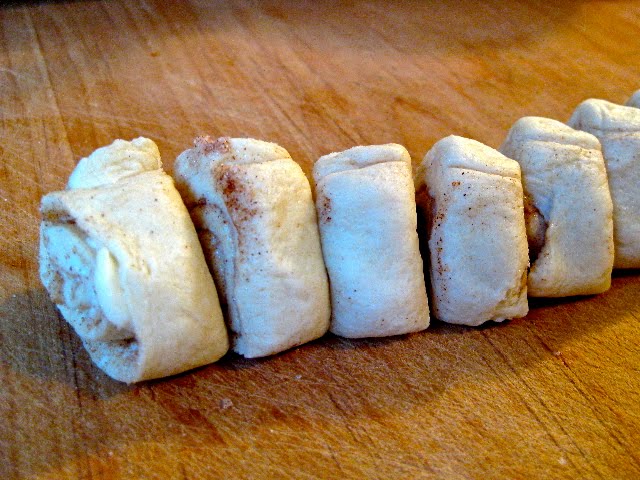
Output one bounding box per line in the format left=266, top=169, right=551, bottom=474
left=500, top=117, right=614, bottom=296
left=313, top=144, right=430, bottom=338
left=174, top=137, right=330, bottom=358
left=569, top=99, right=640, bottom=268
left=415, top=135, right=529, bottom=326
left=40, top=138, right=228, bottom=383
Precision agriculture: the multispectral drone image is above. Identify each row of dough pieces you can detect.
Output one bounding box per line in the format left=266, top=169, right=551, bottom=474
left=39, top=92, right=640, bottom=383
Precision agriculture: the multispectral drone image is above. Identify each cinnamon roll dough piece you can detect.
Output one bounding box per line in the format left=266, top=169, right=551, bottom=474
left=174, top=137, right=330, bottom=358
left=39, top=138, right=228, bottom=383
left=313, top=144, right=429, bottom=338
left=568, top=99, right=640, bottom=268
left=415, top=135, right=529, bottom=326
left=500, top=117, right=614, bottom=296
left=625, top=89, right=640, bottom=108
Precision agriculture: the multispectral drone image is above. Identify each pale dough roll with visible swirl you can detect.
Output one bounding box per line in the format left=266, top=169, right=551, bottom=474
left=174, top=136, right=330, bottom=358
left=568, top=99, right=640, bottom=268
left=415, top=135, right=529, bottom=326
left=500, top=117, right=614, bottom=297
left=313, top=144, right=429, bottom=338
left=39, top=138, right=228, bottom=383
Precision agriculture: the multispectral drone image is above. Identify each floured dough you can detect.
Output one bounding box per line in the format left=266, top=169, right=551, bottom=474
left=415, top=135, right=529, bottom=326
left=500, top=117, right=614, bottom=296
left=313, top=144, right=430, bottom=338
left=40, top=138, right=228, bottom=383
left=568, top=99, right=640, bottom=268
left=174, top=136, right=330, bottom=358
left=625, top=89, right=640, bottom=108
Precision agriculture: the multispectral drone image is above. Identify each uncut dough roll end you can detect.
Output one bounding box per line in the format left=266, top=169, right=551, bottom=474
left=39, top=138, right=228, bottom=383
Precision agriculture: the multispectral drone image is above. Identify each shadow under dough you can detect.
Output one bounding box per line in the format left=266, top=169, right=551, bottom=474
left=0, top=287, right=132, bottom=399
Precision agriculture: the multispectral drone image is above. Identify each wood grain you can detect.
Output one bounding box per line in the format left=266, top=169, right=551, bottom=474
left=1, top=0, right=640, bottom=478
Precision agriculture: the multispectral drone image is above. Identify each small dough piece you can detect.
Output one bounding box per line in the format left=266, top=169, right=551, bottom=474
left=313, top=144, right=430, bottom=338
left=625, top=89, right=640, bottom=108
left=415, top=135, right=529, bottom=326
left=568, top=99, right=640, bottom=268
left=174, top=136, right=330, bottom=358
left=40, top=138, right=228, bottom=383
left=500, top=117, right=614, bottom=297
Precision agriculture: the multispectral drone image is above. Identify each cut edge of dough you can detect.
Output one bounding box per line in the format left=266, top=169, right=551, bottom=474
left=39, top=193, right=144, bottom=383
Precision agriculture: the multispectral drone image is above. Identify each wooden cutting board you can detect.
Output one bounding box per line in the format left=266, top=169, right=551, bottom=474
left=1, top=1, right=639, bottom=478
